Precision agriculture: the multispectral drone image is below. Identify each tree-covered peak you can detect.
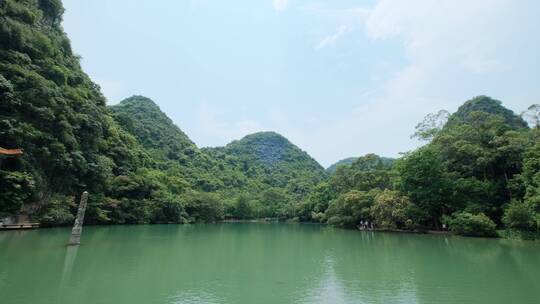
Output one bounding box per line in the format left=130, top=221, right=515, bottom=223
left=109, top=95, right=198, bottom=159
left=229, top=131, right=291, bottom=148
left=112, top=95, right=171, bottom=122
left=201, top=130, right=326, bottom=198
left=225, top=131, right=323, bottom=169
left=447, top=95, right=528, bottom=129
left=116, top=95, right=159, bottom=107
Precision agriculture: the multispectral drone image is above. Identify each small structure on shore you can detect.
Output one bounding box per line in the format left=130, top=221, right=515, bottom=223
left=68, top=191, right=89, bottom=245
left=0, top=217, right=40, bottom=229
left=0, top=147, right=23, bottom=156
left=0, top=146, right=23, bottom=166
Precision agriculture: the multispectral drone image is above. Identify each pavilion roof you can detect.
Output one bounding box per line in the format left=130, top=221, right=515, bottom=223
left=0, top=147, right=23, bottom=156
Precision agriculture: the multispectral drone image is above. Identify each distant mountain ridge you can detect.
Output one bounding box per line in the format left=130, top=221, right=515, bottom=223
left=219, top=132, right=323, bottom=170
left=327, top=156, right=395, bottom=173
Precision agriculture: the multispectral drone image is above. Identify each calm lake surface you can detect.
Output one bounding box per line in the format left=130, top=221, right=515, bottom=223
left=1, top=223, right=539, bottom=304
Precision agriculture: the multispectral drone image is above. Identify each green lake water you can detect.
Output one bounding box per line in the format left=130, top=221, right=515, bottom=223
left=1, top=223, right=539, bottom=304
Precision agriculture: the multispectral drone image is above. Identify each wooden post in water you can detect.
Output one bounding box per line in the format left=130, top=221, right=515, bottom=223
left=68, top=191, right=89, bottom=245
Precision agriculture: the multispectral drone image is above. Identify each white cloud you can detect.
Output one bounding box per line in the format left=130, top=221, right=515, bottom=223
left=315, top=25, right=351, bottom=50
left=304, top=0, right=524, bottom=163
left=283, top=0, right=534, bottom=166
left=365, top=0, right=514, bottom=74
left=273, top=0, right=288, bottom=12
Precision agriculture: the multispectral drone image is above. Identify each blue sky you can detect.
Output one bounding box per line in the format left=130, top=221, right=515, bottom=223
left=62, top=0, right=540, bottom=167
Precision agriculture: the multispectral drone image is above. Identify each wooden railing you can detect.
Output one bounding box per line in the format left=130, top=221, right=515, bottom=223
left=0, top=223, right=40, bottom=229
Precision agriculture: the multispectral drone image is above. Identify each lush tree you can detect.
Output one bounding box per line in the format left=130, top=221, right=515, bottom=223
left=370, top=190, right=412, bottom=229
left=232, top=193, right=254, bottom=219
left=433, top=97, right=529, bottom=221
left=296, top=182, right=335, bottom=221
left=0, top=170, right=34, bottom=216
left=255, top=188, right=289, bottom=218
left=326, top=190, right=377, bottom=228
left=329, top=154, right=394, bottom=194
left=395, top=146, right=451, bottom=228
left=40, top=195, right=75, bottom=226
left=502, top=201, right=535, bottom=230
left=184, top=192, right=224, bottom=223
left=442, top=212, right=497, bottom=237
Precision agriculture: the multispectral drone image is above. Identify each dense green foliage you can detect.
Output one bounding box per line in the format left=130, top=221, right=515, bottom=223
left=1, top=1, right=539, bottom=239
left=327, top=156, right=394, bottom=174
left=442, top=212, right=497, bottom=237
left=204, top=132, right=325, bottom=195
left=301, top=96, right=540, bottom=237
left=326, top=157, right=357, bottom=174
left=0, top=0, right=150, bottom=221
left=109, top=96, right=230, bottom=192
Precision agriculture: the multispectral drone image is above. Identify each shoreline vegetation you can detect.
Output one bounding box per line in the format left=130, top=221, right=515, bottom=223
left=1, top=1, right=540, bottom=241
left=9, top=217, right=540, bottom=242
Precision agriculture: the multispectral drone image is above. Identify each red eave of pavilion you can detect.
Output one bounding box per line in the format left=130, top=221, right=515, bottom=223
left=0, top=147, right=23, bottom=156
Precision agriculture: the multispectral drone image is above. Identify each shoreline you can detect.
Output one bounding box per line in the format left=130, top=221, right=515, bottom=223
left=2, top=219, right=538, bottom=241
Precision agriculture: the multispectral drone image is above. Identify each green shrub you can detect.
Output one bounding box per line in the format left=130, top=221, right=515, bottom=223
left=39, top=195, right=75, bottom=226
left=38, top=0, right=64, bottom=24
left=185, top=191, right=224, bottom=223
left=149, top=192, right=187, bottom=224
left=498, top=229, right=540, bottom=241
left=443, top=212, right=497, bottom=237
left=370, top=190, right=411, bottom=229
left=502, top=201, right=536, bottom=230
left=232, top=194, right=254, bottom=219
left=325, top=190, right=376, bottom=228
left=0, top=170, right=34, bottom=216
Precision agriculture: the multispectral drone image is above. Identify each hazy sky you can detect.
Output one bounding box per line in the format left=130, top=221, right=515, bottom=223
left=62, top=0, right=540, bottom=167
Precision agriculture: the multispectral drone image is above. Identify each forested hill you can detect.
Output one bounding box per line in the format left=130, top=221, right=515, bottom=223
left=445, top=95, right=529, bottom=129
left=215, top=132, right=323, bottom=174
left=109, top=96, right=326, bottom=198
left=108, top=95, right=229, bottom=193
left=110, top=96, right=198, bottom=161
left=109, top=96, right=328, bottom=217
left=204, top=132, right=326, bottom=195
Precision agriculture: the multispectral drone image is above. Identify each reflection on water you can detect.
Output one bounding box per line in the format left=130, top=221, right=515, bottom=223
left=297, top=232, right=420, bottom=304
left=58, top=245, right=79, bottom=302
left=296, top=256, right=349, bottom=304
left=1, top=223, right=539, bottom=304
left=170, top=291, right=222, bottom=304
